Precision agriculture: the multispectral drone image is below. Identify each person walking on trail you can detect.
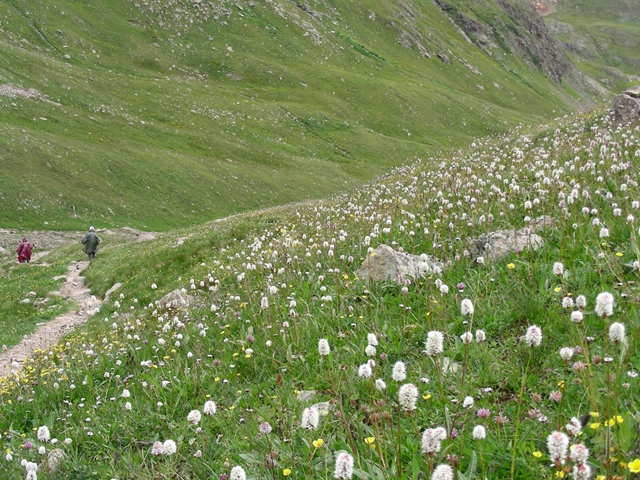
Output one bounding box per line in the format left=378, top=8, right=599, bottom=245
left=16, top=237, right=33, bottom=263
left=81, top=226, right=101, bottom=261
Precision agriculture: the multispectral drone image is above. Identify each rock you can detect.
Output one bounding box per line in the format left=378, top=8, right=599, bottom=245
left=20, top=298, right=31, bottom=304
left=469, top=228, right=545, bottom=261
left=610, top=89, right=640, bottom=125
left=53, top=275, right=67, bottom=281
left=355, top=244, right=442, bottom=284
left=297, top=390, right=317, bottom=402
left=158, top=289, right=195, bottom=310
left=625, top=87, right=640, bottom=99
left=26, top=291, right=37, bottom=297
left=0, top=246, right=7, bottom=256
left=104, top=282, right=122, bottom=298
left=136, top=232, right=156, bottom=242
left=34, top=301, right=45, bottom=307
left=118, top=226, right=142, bottom=235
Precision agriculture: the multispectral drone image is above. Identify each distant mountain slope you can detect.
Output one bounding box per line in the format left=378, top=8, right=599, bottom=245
left=543, top=0, right=640, bottom=91
left=0, top=0, right=627, bottom=230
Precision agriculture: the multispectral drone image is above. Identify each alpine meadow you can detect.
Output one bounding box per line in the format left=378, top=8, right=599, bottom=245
left=1, top=0, right=640, bottom=480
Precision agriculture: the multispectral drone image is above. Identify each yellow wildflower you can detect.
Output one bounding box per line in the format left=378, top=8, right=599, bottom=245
left=628, top=459, right=640, bottom=473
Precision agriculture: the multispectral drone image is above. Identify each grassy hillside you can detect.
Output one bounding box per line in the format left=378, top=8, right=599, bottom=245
left=0, top=0, right=611, bottom=231
left=545, top=0, right=640, bottom=90
left=0, top=110, right=638, bottom=479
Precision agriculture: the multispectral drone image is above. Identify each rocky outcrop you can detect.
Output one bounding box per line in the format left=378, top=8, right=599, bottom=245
left=357, top=216, right=555, bottom=283
left=434, top=0, right=605, bottom=100
left=355, top=244, right=442, bottom=284
left=468, top=216, right=555, bottom=261
left=157, top=289, right=196, bottom=310
left=609, top=88, right=640, bottom=126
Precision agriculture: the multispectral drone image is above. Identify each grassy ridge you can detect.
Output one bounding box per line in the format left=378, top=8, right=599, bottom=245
left=0, top=111, right=638, bottom=479
left=0, top=0, right=586, bottom=231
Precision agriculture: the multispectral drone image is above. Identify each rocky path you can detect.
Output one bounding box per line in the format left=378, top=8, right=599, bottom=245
left=0, top=259, right=102, bottom=377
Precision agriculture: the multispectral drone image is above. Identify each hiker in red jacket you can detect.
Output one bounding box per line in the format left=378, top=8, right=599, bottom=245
left=17, top=237, right=33, bottom=263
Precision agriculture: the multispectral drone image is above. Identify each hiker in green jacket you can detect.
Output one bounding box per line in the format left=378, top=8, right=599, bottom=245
left=81, top=226, right=101, bottom=261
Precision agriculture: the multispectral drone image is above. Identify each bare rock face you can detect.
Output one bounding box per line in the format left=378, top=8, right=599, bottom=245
left=469, top=225, right=546, bottom=261
left=355, top=244, right=442, bottom=284
left=610, top=88, right=640, bottom=126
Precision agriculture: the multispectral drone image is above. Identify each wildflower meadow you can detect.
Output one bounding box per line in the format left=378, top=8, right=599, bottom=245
left=0, top=110, right=639, bottom=479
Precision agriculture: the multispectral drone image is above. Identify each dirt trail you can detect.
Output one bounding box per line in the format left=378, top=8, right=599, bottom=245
left=0, top=259, right=102, bottom=377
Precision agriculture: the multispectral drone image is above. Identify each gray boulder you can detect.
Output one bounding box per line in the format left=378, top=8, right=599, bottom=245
left=136, top=232, right=156, bottom=242
left=355, top=244, right=442, bottom=284
left=610, top=88, right=640, bottom=125
left=469, top=225, right=547, bottom=261
left=157, top=289, right=195, bottom=310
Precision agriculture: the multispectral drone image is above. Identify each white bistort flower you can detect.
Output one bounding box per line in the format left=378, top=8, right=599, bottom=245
left=573, top=464, right=592, bottom=480
left=365, top=345, right=376, bottom=357
left=460, top=332, right=473, bottom=344
left=392, top=361, right=406, bottom=382
left=162, top=439, right=177, bottom=455
left=300, top=407, right=319, bottom=430
left=565, top=417, right=582, bottom=436
left=559, top=347, right=574, bottom=361
left=553, top=262, right=564, bottom=276
left=562, top=297, right=574, bottom=309
left=398, top=383, right=418, bottom=411
left=358, top=363, right=372, bottom=378
left=36, top=426, right=50, bottom=443
left=425, top=331, right=444, bottom=356
left=575, top=295, right=587, bottom=309
left=421, top=427, right=447, bottom=454
left=472, top=425, right=486, bottom=439
left=230, top=465, right=247, bottom=480
left=333, top=451, right=354, bottom=479
left=375, top=379, right=386, bottom=391
left=318, top=339, right=330, bottom=356
left=203, top=400, right=217, bottom=416
left=569, top=444, right=589, bottom=465
left=547, top=431, right=569, bottom=465
left=431, top=464, right=454, bottom=480
left=524, top=325, right=542, bottom=347
left=460, top=299, right=474, bottom=316
left=463, top=396, right=474, bottom=408
left=187, top=410, right=201, bottom=425
left=570, top=311, right=584, bottom=323
left=367, top=333, right=378, bottom=346
left=609, top=322, right=626, bottom=344
left=475, top=330, right=486, bottom=343
left=595, top=292, right=614, bottom=317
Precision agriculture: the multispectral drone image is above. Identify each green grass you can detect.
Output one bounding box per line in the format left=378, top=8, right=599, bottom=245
left=0, top=110, right=639, bottom=479
left=546, top=0, right=640, bottom=90
left=0, top=0, right=607, bottom=232
left=0, top=258, right=70, bottom=348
